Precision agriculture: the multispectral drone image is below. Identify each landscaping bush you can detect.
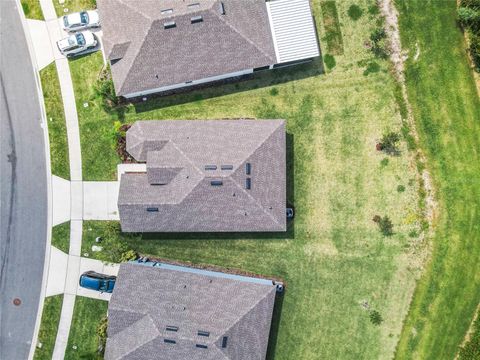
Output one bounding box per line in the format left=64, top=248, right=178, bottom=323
left=93, top=67, right=124, bottom=113
left=369, top=310, right=383, bottom=325
left=348, top=5, right=363, bottom=21
left=96, top=316, right=108, bottom=355
left=378, top=131, right=401, bottom=155
left=458, top=1, right=480, bottom=71
left=397, top=185, right=406, bottom=193
left=94, top=222, right=137, bottom=263
left=458, top=6, right=480, bottom=31
left=323, top=54, right=336, bottom=70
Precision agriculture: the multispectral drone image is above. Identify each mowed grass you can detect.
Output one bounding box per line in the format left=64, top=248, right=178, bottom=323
left=321, top=1, right=345, bottom=55
left=65, top=297, right=107, bottom=360
left=34, top=295, right=63, bottom=360
left=394, top=1, right=480, bottom=359
left=40, top=63, right=70, bottom=179
left=54, top=0, right=96, bottom=17
left=69, top=1, right=425, bottom=358
left=21, top=0, right=44, bottom=20
left=52, top=221, right=70, bottom=254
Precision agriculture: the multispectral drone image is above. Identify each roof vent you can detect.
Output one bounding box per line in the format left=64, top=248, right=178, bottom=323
left=205, top=165, right=217, bottom=171
left=164, top=339, right=176, bottom=344
left=245, top=178, right=251, bottom=190
left=188, top=3, right=200, bottom=9
left=161, top=8, right=173, bottom=15
left=164, top=21, right=176, bottom=29
left=166, top=325, right=178, bottom=332
left=191, top=15, right=203, bottom=24
left=246, top=163, right=251, bottom=175
left=219, top=2, right=226, bottom=15
left=211, top=180, right=223, bottom=186
left=221, top=165, right=233, bottom=170
left=198, top=330, right=210, bottom=337
left=146, top=207, right=159, bottom=212
left=222, top=336, right=228, bottom=348
left=196, top=344, right=208, bottom=349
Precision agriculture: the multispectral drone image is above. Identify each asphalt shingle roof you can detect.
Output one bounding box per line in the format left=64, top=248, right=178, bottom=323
left=105, top=263, right=276, bottom=360
left=97, top=0, right=276, bottom=96
left=118, top=119, right=287, bottom=232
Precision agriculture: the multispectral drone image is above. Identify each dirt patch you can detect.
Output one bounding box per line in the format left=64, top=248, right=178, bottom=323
left=380, top=0, right=437, bottom=229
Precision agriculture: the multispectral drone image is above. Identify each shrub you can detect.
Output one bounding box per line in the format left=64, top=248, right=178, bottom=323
left=95, top=222, right=136, bottom=263
left=458, top=309, right=480, bottom=359
left=323, top=54, right=336, bottom=70
left=378, top=216, right=394, bottom=236
left=369, top=28, right=390, bottom=59
left=369, top=310, right=383, bottom=325
left=368, top=4, right=380, bottom=15
left=380, top=158, right=389, bottom=167
left=269, top=87, right=279, bottom=96
left=94, top=67, right=122, bottom=112
left=363, top=61, right=380, bottom=76
left=458, top=6, right=480, bottom=31
left=470, top=34, right=480, bottom=72
left=348, top=5, right=363, bottom=20
left=96, top=316, right=108, bottom=355
left=397, top=185, right=406, bottom=192
left=372, top=215, right=382, bottom=223
left=379, top=131, right=401, bottom=155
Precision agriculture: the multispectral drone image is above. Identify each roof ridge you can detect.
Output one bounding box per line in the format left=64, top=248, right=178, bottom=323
left=213, top=286, right=276, bottom=349
left=116, top=2, right=155, bottom=94
left=110, top=314, right=160, bottom=358
left=209, top=2, right=275, bottom=62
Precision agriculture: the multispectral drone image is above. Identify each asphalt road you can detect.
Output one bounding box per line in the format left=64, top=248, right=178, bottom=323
left=0, top=1, right=48, bottom=359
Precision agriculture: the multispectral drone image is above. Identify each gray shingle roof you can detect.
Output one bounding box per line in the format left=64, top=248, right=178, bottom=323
left=118, top=119, right=286, bottom=232
left=105, top=263, right=276, bottom=360
left=97, top=0, right=276, bottom=96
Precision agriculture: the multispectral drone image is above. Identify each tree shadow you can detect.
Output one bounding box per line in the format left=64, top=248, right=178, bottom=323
left=131, top=58, right=324, bottom=114
left=266, top=292, right=285, bottom=360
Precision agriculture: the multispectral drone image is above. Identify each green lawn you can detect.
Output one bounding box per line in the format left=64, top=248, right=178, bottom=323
left=54, top=0, right=96, bottom=17
left=65, top=297, right=107, bottom=360
left=21, top=0, right=44, bottom=20
left=52, top=222, right=70, bottom=254
left=40, top=63, right=70, bottom=179
left=68, top=1, right=428, bottom=358
left=34, top=295, right=63, bottom=360
left=394, top=1, right=480, bottom=359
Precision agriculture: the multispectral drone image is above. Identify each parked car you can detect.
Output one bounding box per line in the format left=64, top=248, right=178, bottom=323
left=79, top=271, right=116, bottom=293
left=63, top=10, right=100, bottom=31
left=57, top=31, right=97, bottom=57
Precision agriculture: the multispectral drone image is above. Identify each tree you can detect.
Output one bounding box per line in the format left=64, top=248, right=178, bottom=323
left=378, top=131, right=401, bottom=155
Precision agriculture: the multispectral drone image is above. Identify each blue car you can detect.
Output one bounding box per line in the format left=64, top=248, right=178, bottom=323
left=79, top=271, right=116, bottom=293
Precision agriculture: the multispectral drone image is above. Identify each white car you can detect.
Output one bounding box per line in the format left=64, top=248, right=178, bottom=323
left=57, top=31, right=97, bottom=57
left=62, top=10, right=100, bottom=31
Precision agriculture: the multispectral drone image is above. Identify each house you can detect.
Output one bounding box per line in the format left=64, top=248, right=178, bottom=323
left=105, top=262, right=277, bottom=360
left=97, top=0, right=320, bottom=98
left=117, top=119, right=286, bottom=232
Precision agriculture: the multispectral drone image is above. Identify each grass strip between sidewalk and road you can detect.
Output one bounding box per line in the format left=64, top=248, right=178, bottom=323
left=21, top=0, right=44, bottom=20
left=394, top=1, right=480, bottom=359
left=40, top=63, right=70, bottom=180
left=65, top=297, right=107, bottom=360
left=51, top=221, right=70, bottom=254
left=33, top=295, right=63, bottom=360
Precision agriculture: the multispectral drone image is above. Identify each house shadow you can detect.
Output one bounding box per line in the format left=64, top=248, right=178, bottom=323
left=131, top=58, right=324, bottom=113
left=266, top=292, right=285, bottom=360
left=140, top=132, right=295, bottom=242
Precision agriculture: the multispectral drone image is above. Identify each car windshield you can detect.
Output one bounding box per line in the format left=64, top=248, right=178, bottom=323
left=63, top=16, right=69, bottom=26
left=80, top=12, right=89, bottom=24
left=75, top=33, right=86, bottom=46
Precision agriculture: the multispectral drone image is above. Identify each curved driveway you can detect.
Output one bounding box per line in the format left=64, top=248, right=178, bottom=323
left=0, top=1, right=48, bottom=359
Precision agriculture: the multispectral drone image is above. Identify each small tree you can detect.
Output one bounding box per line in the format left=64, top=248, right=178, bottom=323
left=94, top=67, right=123, bottom=112
left=369, top=28, right=390, bottom=59
left=369, top=310, right=383, bottom=325
left=378, top=132, right=401, bottom=155
left=378, top=216, right=394, bottom=236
